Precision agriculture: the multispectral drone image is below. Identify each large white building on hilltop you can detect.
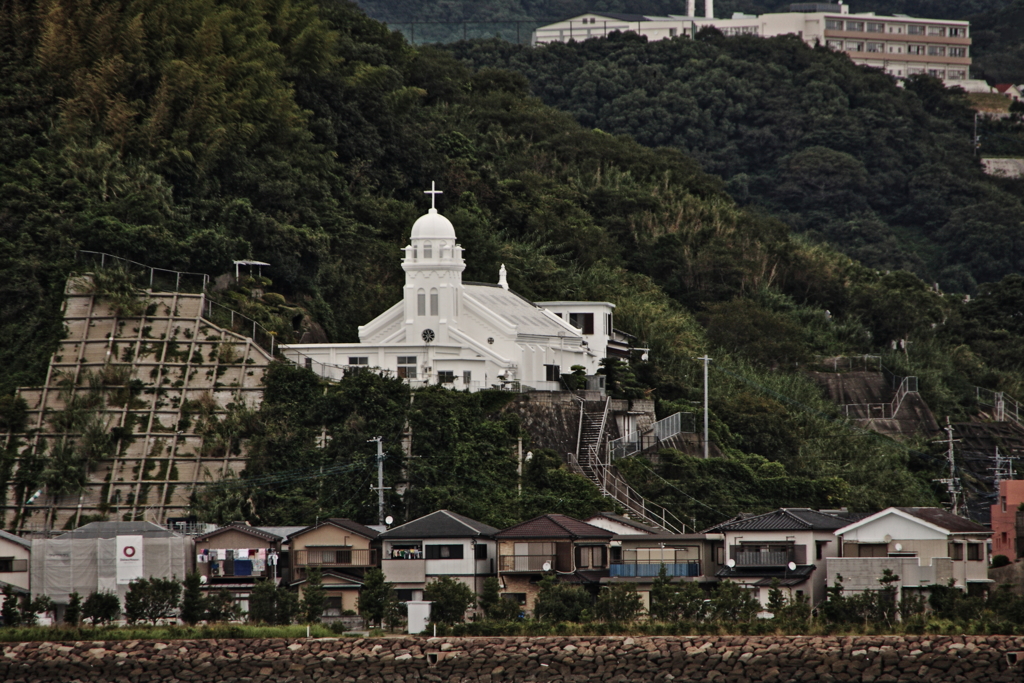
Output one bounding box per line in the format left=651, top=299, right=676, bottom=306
left=281, top=187, right=636, bottom=392
left=532, top=3, right=971, bottom=83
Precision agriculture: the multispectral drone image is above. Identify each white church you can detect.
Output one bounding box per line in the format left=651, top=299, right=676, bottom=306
left=281, top=185, right=636, bottom=392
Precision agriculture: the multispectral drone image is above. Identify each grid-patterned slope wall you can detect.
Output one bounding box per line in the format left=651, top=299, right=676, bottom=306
left=2, top=280, right=272, bottom=531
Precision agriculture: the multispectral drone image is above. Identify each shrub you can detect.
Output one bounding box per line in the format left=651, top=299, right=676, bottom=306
left=992, top=554, right=1011, bottom=569
left=594, top=584, right=645, bottom=623
left=124, top=577, right=181, bottom=625
left=533, top=575, right=592, bottom=623
left=82, top=592, right=120, bottom=625
left=424, top=576, right=476, bottom=626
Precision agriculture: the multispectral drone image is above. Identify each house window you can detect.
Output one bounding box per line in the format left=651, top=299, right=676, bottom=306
left=825, top=18, right=843, bottom=30
left=826, top=39, right=844, bottom=50
left=927, top=69, right=945, bottom=78
left=396, top=589, right=415, bottom=601
left=907, top=45, right=926, bottom=55
left=949, top=47, right=966, bottom=57
left=816, top=540, right=828, bottom=560
left=866, top=42, right=883, bottom=53
left=426, top=544, right=464, bottom=559
left=0, top=557, right=26, bottom=572
left=858, top=544, right=888, bottom=558
left=949, top=27, right=966, bottom=37
left=430, top=289, right=438, bottom=316
left=545, top=364, right=560, bottom=382
left=949, top=542, right=964, bottom=561
left=967, top=543, right=983, bottom=561
left=390, top=544, right=422, bottom=559
left=669, top=28, right=676, bottom=36
left=866, top=22, right=884, bottom=33
left=576, top=546, right=606, bottom=569
left=305, top=357, right=313, bottom=370
left=417, top=290, right=426, bottom=316
left=1003, top=497, right=1008, bottom=513
left=475, top=544, right=488, bottom=560
left=605, top=313, right=612, bottom=335
left=463, top=371, right=472, bottom=385
left=846, top=41, right=864, bottom=52
left=927, top=26, right=946, bottom=36
left=927, top=46, right=946, bottom=56
left=846, top=21, right=864, bottom=31
left=423, top=243, right=432, bottom=258
left=947, top=69, right=966, bottom=79
left=324, top=597, right=343, bottom=617
left=907, top=24, right=925, bottom=35
left=348, top=357, right=368, bottom=366
left=504, top=593, right=527, bottom=605
left=438, top=370, right=455, bottom=384
left=569, top=313, right=594, bottom=334
left=397, top=356, right=417, bottom=379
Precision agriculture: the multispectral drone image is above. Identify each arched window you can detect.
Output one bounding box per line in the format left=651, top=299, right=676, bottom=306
left=423, top=242, right=432, bottom=258
left=417, top=289, right=426, bottom=316
left=412, top=246, right=418, bottom=260
left=430, top=288, right=439, bottom=316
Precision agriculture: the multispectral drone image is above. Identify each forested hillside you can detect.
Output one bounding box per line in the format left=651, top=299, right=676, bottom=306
left=450, top=33, right=1024, bottom=292
left=3, top=0, right=1024, bottom=528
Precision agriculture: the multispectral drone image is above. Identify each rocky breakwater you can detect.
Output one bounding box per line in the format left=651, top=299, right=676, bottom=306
left=2, top=635, right=1023, bottom=682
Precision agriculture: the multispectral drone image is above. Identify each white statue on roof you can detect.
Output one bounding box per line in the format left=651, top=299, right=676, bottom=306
left=281, top=184, right=629, bottom=391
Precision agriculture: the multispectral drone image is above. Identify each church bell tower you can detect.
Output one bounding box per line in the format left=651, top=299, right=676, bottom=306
left=402, top=183, right=465, bottom=346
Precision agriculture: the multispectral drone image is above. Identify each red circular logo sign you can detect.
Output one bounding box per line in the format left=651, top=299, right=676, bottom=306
left=123, top=546, right=136, bottom=558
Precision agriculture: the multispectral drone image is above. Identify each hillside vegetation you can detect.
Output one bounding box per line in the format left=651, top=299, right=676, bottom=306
left=450, top=32, right=1024, bottom=292
left=3, top=0, right=1024, bottom=528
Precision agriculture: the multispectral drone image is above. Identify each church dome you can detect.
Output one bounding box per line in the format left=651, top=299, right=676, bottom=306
left=411, top=208, right=456, bottom=241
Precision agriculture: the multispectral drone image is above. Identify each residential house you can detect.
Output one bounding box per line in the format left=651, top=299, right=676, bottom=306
left=995, top=84, right=1022, bottom=101
left=585, top=512, right=724, bottom=608
left=704, top=508, right=856, bottom=607
left=379, top=510, right=498, bottom=607
left=287, top=518, right=379, bottom=617
left=195, top=522, right=305, bottom=612
left=990, top=479, right=1024, bottom=559
left=0, top=529, right=30, bottom=616
left=495, top=514, right=613, bottom=612
left=30, top=521, right=192, bottom=620
left=829, top=507, right=993, bottom=600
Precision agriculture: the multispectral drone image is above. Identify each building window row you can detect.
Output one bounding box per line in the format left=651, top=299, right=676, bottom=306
left=826, top=18, right=967, bottom=38
left=397, top=356, right=417, bottom=379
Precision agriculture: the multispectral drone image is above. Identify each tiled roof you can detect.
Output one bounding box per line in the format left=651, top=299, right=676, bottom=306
left=380, top=510, right=499, bottom=540
left=895, top=507, right=991, bottom=534
left=0, top=529, right=30, bottom=549
left=58, top=521, right=181, bottom=539
left=703, top=508, right=851, bottom=533
left=196, top=522, right=301, bottom=543
left=587, top=512, right=661, bottom=534
left=464, top=285, right=579, bottom=338
left=495, top=514, right=614, bottom=540
left=289, top=518, right=379, bottom=540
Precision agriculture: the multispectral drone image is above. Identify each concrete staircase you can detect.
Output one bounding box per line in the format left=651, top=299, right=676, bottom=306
left=568, top=397, right=686, bottom=534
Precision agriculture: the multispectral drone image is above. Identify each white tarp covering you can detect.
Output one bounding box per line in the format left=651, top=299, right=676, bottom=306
left=116, top=535, right=144, bottom=584
left=31, top=524, right=190, bottom=604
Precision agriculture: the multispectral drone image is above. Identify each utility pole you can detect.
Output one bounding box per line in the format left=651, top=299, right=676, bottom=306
left=369, top=436, right=391, bottom=526
left=932, top=418, right=963, bottom=516
left=696, top=355, right=712, bottom=459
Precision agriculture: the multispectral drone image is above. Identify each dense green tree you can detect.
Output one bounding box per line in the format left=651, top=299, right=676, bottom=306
left=593, top=584, right=644, bottom=623
left=180, top=572, right=206, bottom=626
left=82, top=591, right=120, bottom=625
left=479, top=576, right=521, bottom=621
left=532, top=575, right=592, bottom=622
left=64, top=591, right=82, bottom=627
left=124, top=577, right=181, bottom=625
left=423, top=576, right=476, bottom=626
left=1, top=585, right=20, bottom=626
left=300, top=568, right=327, bottom=624
left=358, top=568, right=398, bottom=629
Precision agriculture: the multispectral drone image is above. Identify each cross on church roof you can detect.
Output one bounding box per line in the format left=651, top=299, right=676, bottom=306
left=424, top=181, right=443, bottom=210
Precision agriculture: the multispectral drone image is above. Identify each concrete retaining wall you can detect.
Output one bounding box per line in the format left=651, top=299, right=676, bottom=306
left=3, top=635, right=1023, bottom=682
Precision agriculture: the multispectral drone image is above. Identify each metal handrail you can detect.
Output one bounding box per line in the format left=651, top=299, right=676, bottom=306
left=610, top=412, right=694, bottom=460
left=838, top=374, right=918, bottom=420
left=77, top=250, right=210, bottom=292
left=977, top=387, right=1024, bottom=427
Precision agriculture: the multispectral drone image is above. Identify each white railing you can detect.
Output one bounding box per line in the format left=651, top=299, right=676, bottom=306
left=609, top=412, right=694, bottom=460
left=812, top=354, right=883, bottom=373
left=839, top=375, right=918, bottom=420
left=569, top=450, right=685, bottom=535
left=78, top=250, right=210, bottom=292
left=977, top=387, right=1024, bottom=427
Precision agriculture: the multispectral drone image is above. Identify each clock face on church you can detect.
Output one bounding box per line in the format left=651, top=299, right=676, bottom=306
left=421, top=328, right=435, bottom=343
